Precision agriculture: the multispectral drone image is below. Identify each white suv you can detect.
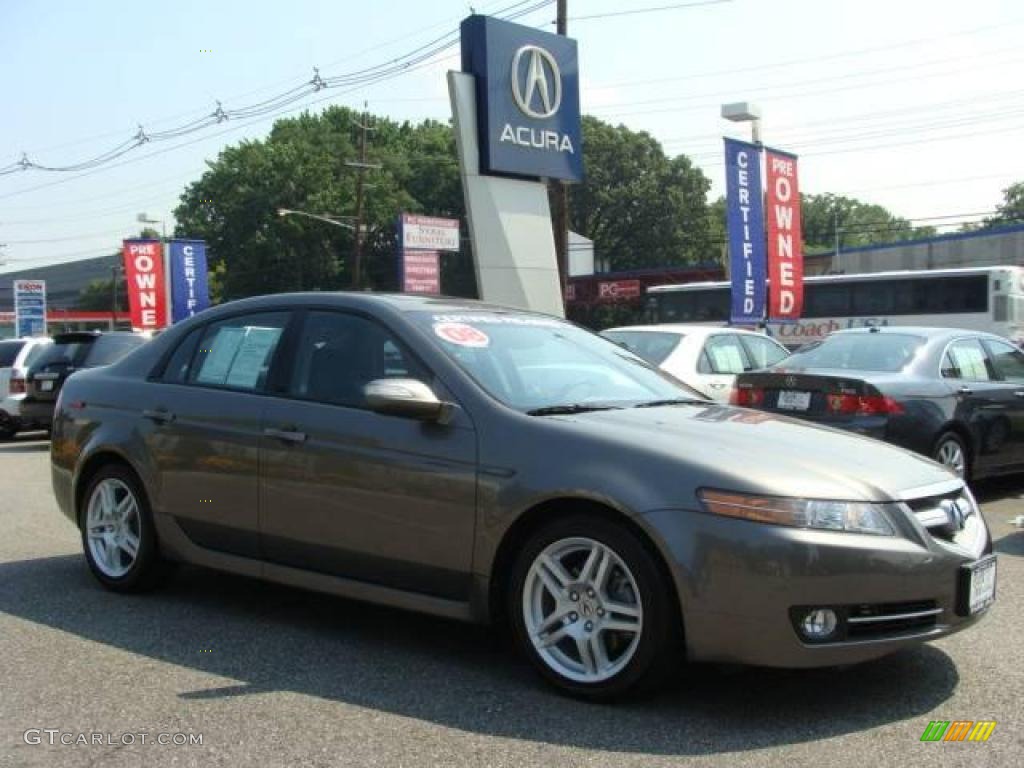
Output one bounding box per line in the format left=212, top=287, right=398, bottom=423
left=0, top=337, right=53, bottom=438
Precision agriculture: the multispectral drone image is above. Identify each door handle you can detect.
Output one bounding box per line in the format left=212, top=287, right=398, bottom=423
left=957, top=386, right=973, bottom=396
left=1015, top=391, right=1024, bottom=399
left=263, top=427, right=307, bottom=444
left=142, top=408, right=175, bottom=423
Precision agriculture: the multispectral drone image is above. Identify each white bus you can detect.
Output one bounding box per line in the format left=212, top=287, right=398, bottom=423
left=646, top=266, right=1024, bottom=348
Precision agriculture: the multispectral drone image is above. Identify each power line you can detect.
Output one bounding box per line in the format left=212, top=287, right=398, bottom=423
left=568, top=0, right=732, bottom=21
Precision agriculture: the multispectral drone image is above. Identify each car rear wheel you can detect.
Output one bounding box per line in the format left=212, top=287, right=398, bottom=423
left=0, top=412, right=16, bottom=439
left=508, top=515, right=680, bottom=700
left=80, top=465, right=170, bottom=592
left=933, top=431, right=969, bottom=480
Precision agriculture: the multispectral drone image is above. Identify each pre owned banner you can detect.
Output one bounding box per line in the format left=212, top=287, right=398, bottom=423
left=168, top=240, right=210, bottom=323
left=122, top=239, right=167, bottom=330
left=723, top=138, right=766, bottom=324
left=765, top=148, right=804, bottom=321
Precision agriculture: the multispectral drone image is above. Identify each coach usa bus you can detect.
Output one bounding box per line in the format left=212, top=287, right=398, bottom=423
left=646, top=266, right=1024, bottom=347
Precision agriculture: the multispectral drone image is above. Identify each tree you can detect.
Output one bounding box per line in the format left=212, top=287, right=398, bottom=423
left=75, top=278, right=129, bottom=312
left=977, top=182, right=1024, bottom=229
left=570, top=116, right=714, bottom=271
left=801, top=193, right=935, bottom=252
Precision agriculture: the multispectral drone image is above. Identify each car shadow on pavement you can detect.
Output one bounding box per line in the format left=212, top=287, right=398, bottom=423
left=0, top=554, right=961, bottom=756
left=0, top=433, right=49, bottom=452
left=972, top=475, right=1024, bottom=504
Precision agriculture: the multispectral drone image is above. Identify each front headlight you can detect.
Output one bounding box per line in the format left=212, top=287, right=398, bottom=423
left=698, top=489, right=895, bottom=535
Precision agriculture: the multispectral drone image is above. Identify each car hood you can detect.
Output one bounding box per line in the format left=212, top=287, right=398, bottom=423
left=547, top=402, right=955, bottom=502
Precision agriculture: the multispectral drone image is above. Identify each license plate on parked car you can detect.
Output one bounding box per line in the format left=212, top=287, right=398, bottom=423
left=776, top=390, right=811, bottom=411
left=960, top=555, right=997, bottom=615
left=40, top=380, right=53, bottom=392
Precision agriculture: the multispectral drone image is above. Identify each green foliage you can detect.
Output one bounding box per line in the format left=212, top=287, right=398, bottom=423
left=974, top=182, right=1024, bottom=229
left=571, top=116, right=714, bottom=271
left=76, top=278, right=128, bottom=312
left=801, top=193, right=935, bottom=252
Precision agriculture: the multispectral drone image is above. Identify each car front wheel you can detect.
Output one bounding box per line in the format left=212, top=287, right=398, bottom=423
left=509, top=515, right=680, bottom=699
left=933, top=431, right=969, bottom=480
left=80, top=464, right=169, bottom=592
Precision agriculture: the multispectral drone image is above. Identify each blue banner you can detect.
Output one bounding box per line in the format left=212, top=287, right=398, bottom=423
left=724, top=138, right=766, bottom=324
left=168, top=240, right=210, bottom=323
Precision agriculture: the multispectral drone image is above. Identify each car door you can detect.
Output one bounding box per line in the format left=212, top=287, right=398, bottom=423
left=981, top=337, right=1024, bottom=467
left=258, top=309, right=478, bottom=601
left=142, top=310, right=292, bottom=558
left=940, top=337, right=1013, bottom=474
left=695, top=333, right=750, bottom=402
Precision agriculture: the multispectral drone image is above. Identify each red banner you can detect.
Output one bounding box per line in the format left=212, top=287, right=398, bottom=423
left=122, top=239, right=168, bottom=330
left=401, top=250, right=440, bottom=294
left=597, top=279, right=641, bottom=302
left=765, top=150, right=803, bottom=320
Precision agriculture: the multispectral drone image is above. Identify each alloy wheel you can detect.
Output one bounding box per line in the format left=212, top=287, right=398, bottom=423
left=936, top=438, right=966, bottom=477
left=522, top=536, right=643, bottom=684
left=85, top=478, right=141, bottom=578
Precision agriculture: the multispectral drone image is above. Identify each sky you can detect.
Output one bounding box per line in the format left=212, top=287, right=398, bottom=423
left=1, top=0, right=1021, bottom=274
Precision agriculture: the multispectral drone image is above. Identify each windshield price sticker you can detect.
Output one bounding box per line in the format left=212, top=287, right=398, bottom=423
left=434, top=322, right=491, bottom=347
left=432, top=314, right=562, bottom=327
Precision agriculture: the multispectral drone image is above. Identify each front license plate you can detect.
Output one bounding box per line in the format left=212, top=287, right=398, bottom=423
left=777, top=390, right=811, bottom=411
left=40, top=380, right=53, bottom=392
left=959, top=555, right=997, bottom=615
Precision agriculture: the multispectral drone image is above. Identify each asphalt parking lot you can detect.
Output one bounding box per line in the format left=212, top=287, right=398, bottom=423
left=0, top=433, right=1022, bottom=768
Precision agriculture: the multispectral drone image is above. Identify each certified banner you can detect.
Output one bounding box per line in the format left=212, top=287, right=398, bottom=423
left=765, top=148, right=804, bottom=321
left=168, top=239, right=210, bottom=323
left=723, top=138, right=766, bottom=325
left=13, top=280, right=47, bottom=337
left=122, top=239, right=167, bottom=330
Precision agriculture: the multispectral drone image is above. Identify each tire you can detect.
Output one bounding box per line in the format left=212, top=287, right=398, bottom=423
left=0, top=412, right=16, bottom=440
left=79, top=464, right=171, bottom=592
left=932, top=431, right=970, bottom=481
left=508, top=515, right=681, bottom=700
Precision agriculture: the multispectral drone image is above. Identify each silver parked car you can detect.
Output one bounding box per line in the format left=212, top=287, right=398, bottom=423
left=602, top=324, right=789, bottom=402
left=0, top=336, right=52, bottom=438
left=51, top=294, right=994, bottom=699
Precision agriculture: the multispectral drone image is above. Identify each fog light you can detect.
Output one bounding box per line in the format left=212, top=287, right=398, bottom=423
left=800, top=608, right=838, bottom=640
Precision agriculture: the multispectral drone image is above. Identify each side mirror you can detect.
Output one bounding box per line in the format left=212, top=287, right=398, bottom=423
left=364, top=378, right=454, bottom=424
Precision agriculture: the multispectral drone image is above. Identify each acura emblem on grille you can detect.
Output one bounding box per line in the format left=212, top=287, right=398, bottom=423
left=940, top=498, right=972, bottom=531
left=785, top=375, right=797, bottom=387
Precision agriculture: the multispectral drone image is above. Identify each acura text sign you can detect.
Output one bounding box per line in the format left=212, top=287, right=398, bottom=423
left=460, top=15, right=582, bottom=181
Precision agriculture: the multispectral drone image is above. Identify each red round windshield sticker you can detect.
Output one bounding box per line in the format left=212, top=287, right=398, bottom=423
left=434, top=322, right=490, bottom=348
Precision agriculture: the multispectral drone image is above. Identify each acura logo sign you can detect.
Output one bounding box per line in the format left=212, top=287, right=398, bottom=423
left=511, top=45, right=562, bottom=118
left=940, top=498, right=973, bottom=531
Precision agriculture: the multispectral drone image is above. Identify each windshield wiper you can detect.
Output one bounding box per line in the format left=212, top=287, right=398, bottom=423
left=632, top=398, right=705, bottom=409
left=526, top=404, right=623, bottom=416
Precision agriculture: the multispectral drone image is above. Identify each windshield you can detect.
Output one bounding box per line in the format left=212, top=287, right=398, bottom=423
left=34, top=339, right=93, bottom=370
left=411, top=311, right=701, bottom=411
left=781, top=333, right=925, bottom=372
left=601, top=330, right=682, bottom=365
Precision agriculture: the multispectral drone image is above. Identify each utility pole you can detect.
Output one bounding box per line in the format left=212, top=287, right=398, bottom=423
left=552, top=0, right=570, bottom=300
left=833, top=201, right=842, bottom=274
left=346, top=103, right=381, bottom=290
left=110, top=264, right=122, bottom=330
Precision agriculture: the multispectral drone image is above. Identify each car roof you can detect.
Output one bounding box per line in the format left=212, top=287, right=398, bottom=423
left=831, top=326, right=1008, bottom=342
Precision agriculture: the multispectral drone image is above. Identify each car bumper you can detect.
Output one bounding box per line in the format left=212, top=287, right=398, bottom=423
left=641, top=506, right=993, bottom=668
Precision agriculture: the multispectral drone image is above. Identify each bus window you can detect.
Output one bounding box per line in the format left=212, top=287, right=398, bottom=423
left=805, top=284, right=850, bottom=318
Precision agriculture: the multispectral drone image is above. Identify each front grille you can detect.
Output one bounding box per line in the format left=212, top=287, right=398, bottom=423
left=906, top=490, right=975, bottom=543
left=846, top=600, right=941, bottom=639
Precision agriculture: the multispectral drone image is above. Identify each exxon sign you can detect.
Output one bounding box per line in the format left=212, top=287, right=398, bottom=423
left=460, top=15, right=582, bottom=182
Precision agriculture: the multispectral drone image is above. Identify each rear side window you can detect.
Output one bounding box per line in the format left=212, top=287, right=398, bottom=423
left=699, top=334, right=748, bottom=374
left=985, top=339, right=1024, bottom=383
left=189, top=312, right=289, bottom=392
left=601, top=331, right=681, bottom=365
left=161, top=328, right=203, bottom=384
left=739, top=335, right=788, bottom=369
left=942, top=339, right=993, bottom=381
left=85, top=335, right=145, bottom=367
left=0, top=340, right=25, bottom=367
left=21, top=343, right=49, bottom=369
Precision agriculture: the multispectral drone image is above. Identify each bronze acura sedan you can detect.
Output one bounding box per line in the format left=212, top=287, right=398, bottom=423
left=51, top=294, right=995, bottom=699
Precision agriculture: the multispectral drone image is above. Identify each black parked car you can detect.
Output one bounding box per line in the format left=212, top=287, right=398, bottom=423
left=23, top=331, right=148, bottom=429
left=732, top=326, right=1024, bottom=480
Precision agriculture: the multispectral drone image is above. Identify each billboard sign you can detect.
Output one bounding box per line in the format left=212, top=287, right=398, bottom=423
left=460, top=15, right=582, bottom=181
left=401, top=250, right=441, bottom=294
left=400, top=214, right=460, bottom=251
left=597, top=279, right=641, bottom=302
left=122, top=239, right=168, bottom=330
left=764, top=148, right=804, bottom=321
left=723, top=137, right=767, bottom=325
left=13, top=280, right=47, bottom=337
left=168, top=239, right=210, bottom=323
